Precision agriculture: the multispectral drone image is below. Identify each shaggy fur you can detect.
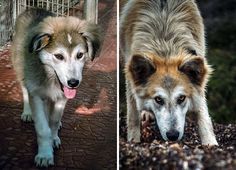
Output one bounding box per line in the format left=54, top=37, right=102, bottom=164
left=121, top=0, right=218, bottom=145
left=11, top=8, right=101, bottom=167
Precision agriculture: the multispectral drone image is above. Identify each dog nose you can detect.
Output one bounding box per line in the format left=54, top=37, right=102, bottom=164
left=67, top=79, right=79, bottom=88
left=166, top=130, right=179, bottom=141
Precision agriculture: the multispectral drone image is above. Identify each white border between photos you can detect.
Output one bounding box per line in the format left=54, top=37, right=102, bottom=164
left=117, top=0, right=120, bottom=169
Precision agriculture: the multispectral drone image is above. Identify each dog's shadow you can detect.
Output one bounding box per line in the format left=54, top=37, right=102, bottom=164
left=71, top=68, right=116, bottom=115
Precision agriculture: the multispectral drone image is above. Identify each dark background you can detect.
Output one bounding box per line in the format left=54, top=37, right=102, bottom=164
left=198, top=0, right=236, bottom=123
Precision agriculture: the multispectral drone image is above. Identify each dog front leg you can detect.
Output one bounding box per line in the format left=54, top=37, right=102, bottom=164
left=196, top=97, right=218, bottom=146
left=30, top=95, right=54, bottom=167
left=50, top=99, right=67, bottom=149
left=126, top=82, right=141, bottom=142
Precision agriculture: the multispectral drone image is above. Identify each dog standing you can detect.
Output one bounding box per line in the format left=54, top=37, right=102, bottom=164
left=120, top=0, right=218, bottom=145
left=11, top=8, right=100, bottom=167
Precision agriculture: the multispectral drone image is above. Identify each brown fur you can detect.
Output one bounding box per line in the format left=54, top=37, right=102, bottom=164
left=11, top=8, right=102, bottom=167
left=125, top=52, right=212, bottom=96
left=12, top=8, right=101, bottom=85
left=121, top=0, right=218, bottom=145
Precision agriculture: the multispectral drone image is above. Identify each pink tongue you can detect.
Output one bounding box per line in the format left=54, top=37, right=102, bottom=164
left=63, top=86, right=77, bottom=99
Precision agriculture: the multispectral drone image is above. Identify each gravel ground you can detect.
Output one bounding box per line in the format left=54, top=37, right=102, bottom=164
left=119, top=114, right=236, bottom=169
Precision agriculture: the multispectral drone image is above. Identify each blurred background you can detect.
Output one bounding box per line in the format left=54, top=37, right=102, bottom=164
left=198, top=0, right=236, bottom=123
left=120, top=0, right=236, bottom=124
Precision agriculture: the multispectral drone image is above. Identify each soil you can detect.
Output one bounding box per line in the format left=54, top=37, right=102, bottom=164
left=119, top=115, right=236, bottom=169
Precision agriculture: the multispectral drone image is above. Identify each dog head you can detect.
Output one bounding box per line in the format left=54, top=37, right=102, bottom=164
left=29, top=17, right=101, bottom=99
left=126, top=50, right=212, bottom=141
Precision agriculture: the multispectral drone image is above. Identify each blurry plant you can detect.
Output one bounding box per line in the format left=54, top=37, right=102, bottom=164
left=207, top=49, right=236, bottom=123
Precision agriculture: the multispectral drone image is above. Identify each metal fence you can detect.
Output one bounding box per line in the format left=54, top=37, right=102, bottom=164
left=13, top=0, right=83, bottom=21
left=0, top=0, right=98, bottom=46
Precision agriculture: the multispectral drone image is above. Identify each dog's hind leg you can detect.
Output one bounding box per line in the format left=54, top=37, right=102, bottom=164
left=49, top=99, right=67, bottom=149
left=196, top=97, right=218, bottom=146
left=126, top=82, right=141, bottom=142
left=20, top=84, right=33, bottom=122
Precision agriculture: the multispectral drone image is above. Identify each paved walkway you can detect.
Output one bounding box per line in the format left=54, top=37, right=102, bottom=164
left=0, top=1, right=117, bottom=169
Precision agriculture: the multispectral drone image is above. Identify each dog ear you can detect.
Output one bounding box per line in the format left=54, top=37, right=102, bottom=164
left=81, top=25, right=101, bottom=61
left=129, top=54, right=156, bottom=85
left=29, top=33, right=51, bottom=53
left=179, top=57, right=207, bottom=86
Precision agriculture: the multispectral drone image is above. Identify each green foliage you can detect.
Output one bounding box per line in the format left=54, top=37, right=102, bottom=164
left=207, top=49, right=236, bottom=123
left=205, top=17, right=236, bottom=123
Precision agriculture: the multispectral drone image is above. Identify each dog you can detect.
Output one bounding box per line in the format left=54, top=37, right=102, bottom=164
left=120, top=0, right=218, bottom=145
left=11, top=8, right=101, bottom=167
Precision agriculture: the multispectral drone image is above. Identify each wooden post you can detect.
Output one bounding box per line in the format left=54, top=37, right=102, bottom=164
left=84, top=0, right=98, bottom=24
left=12, top=0, right=16, bottom=26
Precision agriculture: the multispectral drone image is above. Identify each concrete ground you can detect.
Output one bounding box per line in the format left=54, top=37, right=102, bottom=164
left=0, top=0, right=117, bottom=169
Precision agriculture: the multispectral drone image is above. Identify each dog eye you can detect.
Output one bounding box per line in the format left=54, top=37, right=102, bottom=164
left=54, top=54, right=64, bottom=60
left=155, top=96, right=164, bottom=105
left=77, top=52, right=83, bottom=59
left=177, top=95, right=186, bottom=104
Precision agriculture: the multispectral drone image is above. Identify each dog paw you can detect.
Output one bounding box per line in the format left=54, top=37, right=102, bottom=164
left=127, top=129, right=141, bottom=143
left=128, top=135, right=141, bottom=143
left=53, top=136, right=61, bottom=149
left=141, top=110, right=155, bottom=126
left=35, top=152, right=54, bottom=167
left=202, top=139, right=219, bottom=146
left=21, top=112, right=33, bottom=122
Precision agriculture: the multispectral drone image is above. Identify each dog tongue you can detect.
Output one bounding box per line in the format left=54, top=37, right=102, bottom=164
left=63, top=86, right=77, bottom=99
